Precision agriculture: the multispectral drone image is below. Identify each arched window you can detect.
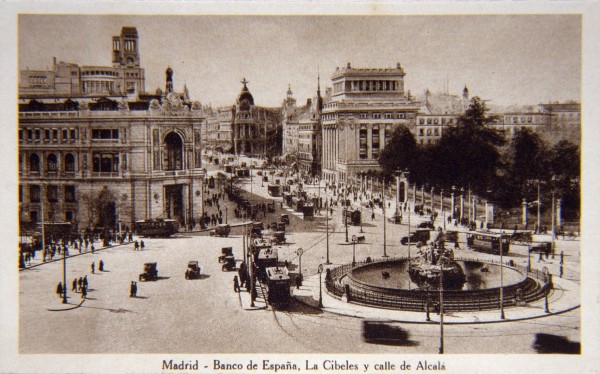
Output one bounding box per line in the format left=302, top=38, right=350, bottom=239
left=29, top=153, right=40, bottom=172
left=64, top=153, right=75, bottom=172
left=164, top=132, right=183, bottom=170
left=47, top=154, right=58, bottom=172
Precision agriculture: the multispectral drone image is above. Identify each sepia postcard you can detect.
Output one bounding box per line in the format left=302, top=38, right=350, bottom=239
left=1, top=1, right=599, bottom=373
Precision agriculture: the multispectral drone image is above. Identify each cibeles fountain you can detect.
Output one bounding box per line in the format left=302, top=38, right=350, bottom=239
left=326, top=239, right=549, bottom=313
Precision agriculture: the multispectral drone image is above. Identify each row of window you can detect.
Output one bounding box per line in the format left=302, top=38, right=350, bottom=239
left=81, top=70, right=119, bottom=77
left=418, top=117, right=456, bottom=125
left=91, top=129, right=119, bottom=140
left=19, top=128, right=78, bottom=142
left=418, top=128, right=441, bottom=137
left=20, top=184, right=76, bottom=203
left=23, top=153, right=75, bottom=173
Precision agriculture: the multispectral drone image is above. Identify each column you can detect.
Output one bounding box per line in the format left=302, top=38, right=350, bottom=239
left=460, top=192, right=464, bottom=221
left=522, top=199, right=528, bottom=226
left=472, top=197, right=477, bottom=223
left=451, top=192, right=455, bottom=218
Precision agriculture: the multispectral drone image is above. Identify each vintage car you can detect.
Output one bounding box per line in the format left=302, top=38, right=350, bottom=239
left=400, top=230, right=431, bottom=245
left=271, top=231, right=286, bottom=244
left=222, top=256, right=236, bottom=271
left=210, top=224, right=231, bottom=237
left=218, top=247, right=233, bottom=263
left=417, top=221, right=435, bottom=230
left=185, top=261, right=201, bottom=279
left=280, top=214, right=290, bottom=225
left=139, top=262, right=158, bottom=282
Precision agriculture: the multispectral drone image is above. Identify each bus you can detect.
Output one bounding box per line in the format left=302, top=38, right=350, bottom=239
left=264, top=267, right=291, bottom=309
left=466, top=231, right=510, bottom=255
left=134, top=219, right=179, bottom=238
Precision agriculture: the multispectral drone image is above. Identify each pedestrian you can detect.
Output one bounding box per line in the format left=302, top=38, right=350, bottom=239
left=560, top=251, right=564, bottom=265
left=454, top=240, right=460, bottom=249
left=91, top=244, right=95, bottom=253
left=140, top=240, right=145, bottom=250
left=371, top=211, right=375, bottom=221
left=72, top=278, right=78, bottom=292
left=83, top=275, right=88, bottom=289
left=130, top=281, right=135, bottom=297
left=134, top=240, right=139, bottom=251
left=133, top=281, right=138, bottom=297
left=295, top=276, right=301, bottom=289
left=91, top=262, right=95, bottom=273
left=81, top=286, right=87, bottom=299
left=56, top=282, right=63, bottom=298
left=538, top=252, right=543, bottom=263
left=78, top=277, right=83, bottom=291
left=99, top=260, right=104, bottom=272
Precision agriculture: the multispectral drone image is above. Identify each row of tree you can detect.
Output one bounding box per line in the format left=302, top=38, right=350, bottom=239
left=379, top=97, right=580, bottom=219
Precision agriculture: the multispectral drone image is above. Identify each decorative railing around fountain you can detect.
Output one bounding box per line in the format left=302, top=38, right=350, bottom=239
left=324, top=256, right=551, bottom=312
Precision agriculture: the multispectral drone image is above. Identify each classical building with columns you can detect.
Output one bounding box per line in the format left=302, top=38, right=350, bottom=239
left=321, top=62, right=420, bottom=185
left=18, top=26, right=205, bottom=232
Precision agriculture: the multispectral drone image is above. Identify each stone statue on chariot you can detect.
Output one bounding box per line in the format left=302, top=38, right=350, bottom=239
left=408, top=230, right=466, bottom=290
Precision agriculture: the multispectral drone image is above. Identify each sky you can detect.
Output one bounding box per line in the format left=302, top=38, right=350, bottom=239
left=18, top=14, right=581, bottom=108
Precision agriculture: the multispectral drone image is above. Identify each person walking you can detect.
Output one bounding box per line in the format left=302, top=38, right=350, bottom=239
left=72, top=278, right=78, bottom=293
left=140, top=241, right=145, bottom=250
left=56, top=282, right=63, bottom=298
left=83, top=275, right=88, bottom=289
left=133, top=281, right=138, bottom=297
left=130, top=281, right=135, bottom=297
left=78, top=277, right=83, bottom=292
left=99, top=260, right=104, bottom=272
left=134, top=240, right=139, bottom=251
left=81, top=286, right=87, bottom=299
left=91, top=262, right=95, bottom=274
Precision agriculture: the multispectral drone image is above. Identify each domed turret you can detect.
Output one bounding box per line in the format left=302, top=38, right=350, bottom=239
left=237, top=78, right=254, bottom=110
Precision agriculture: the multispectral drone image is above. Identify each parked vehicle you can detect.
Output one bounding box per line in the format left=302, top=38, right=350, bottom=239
left=400, top=230, right=431, bottom=245
left=417, top=221, right=435, bottom=230
left=222, top=256, right=236, bottom=271
left=272, top=231, right=286, bottom=244
left=352, top=234, right=366, bottom=244
left=139, top=262, right=158, bottom=282
left=210, top=224, right=231, bottom=237
left=218, top=247, right=233, bottom=263
left=268, top=184, right=280, bottom=197
left=185, top=261, right=201, bottom=279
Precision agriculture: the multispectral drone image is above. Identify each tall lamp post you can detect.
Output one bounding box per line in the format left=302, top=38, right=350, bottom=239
left=352, top=236, right=357, bottom=267
left=325, top=201, right=331, bottom=265
left=382, top=177, right=387, bottom=258
left=318, top=264, right=324, bottom=308
left=225, top=207, right=228, bottom=224
left=296, top=248, right=304, bottom=280
left=439, top=257, right=444, bottom=354
left=62, top=243, right=67, bottom=304
left=499, top=234, right=506, bottom=319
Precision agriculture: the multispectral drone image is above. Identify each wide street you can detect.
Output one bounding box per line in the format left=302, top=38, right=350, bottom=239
left=19, top=160, right=581, bottom=354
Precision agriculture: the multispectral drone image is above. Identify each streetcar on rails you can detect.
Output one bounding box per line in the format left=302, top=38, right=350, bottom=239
left=251, top=238, right=278, bottom=280
left=134, top=219, right=179, bottom=238
left=466, top=231, right=510, bottom=255
left=264, top=266, right=291, bottom=309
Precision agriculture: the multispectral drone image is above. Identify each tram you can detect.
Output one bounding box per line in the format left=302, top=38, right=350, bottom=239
left=134, top=219, right=179, bottom=238
left=251, top=238, right=278, bottom=280
left=264, top=266, right=291, bottom=309
left=466, top=231, right=510, bottom=255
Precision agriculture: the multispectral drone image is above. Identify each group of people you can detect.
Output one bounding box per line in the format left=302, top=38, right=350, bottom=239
left=133, top=240, right=145, bottom=251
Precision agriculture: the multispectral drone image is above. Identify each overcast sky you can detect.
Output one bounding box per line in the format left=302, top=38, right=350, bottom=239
left=18, top=14, right=581, bottom=108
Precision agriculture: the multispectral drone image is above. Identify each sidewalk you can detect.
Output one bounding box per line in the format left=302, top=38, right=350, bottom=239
left=291, top=267, right=580, bottom=325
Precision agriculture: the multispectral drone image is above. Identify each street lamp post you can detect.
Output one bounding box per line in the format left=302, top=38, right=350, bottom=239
left=537, top=180, right=541, bottom=233
left=382, top=177, right=387, bottom=258
left=318, top=264, right=324, bottom=308
left=62, top=244, right=67, bottom=304
left=431, top=187, right=435, bottom=213
left=225, top=207, right=228, bottom=224
left=296, top=248, right=304, bottom=280
left=499, top=236, right=506, bottom=320
left=352, top=236, right=357, bottom=267
left=439, top=257, right=444, bottom=354
left=326, top=202, right=331, bottom=265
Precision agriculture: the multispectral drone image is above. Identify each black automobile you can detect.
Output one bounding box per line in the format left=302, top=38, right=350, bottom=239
left=400, top=230, right=431, bottom=245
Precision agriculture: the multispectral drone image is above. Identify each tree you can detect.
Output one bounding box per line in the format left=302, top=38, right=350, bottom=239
left=431, top=97, right=505, bottom=195
left=378, top=125, right=420, bottom=179
left=549, top=140, right=580, bottom=219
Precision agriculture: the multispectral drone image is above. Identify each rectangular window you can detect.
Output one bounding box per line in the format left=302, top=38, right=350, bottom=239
left=419, top=129, right=424, bottom=136
left=434, top=129, right=439, bottom=136
left=30, top=185, right=40, bottom=203
left=372, top=129, right=380, bottom=159
left=52, top=129, right=58, bottom=140
left=93, top=153, right=119, bottom=173
left=28, top=130, right=33, bottom=140
left=66, top=211, right=74, bottom=221
left=63, top=129, right=68, bottom=140
left=70, top=129, right=77, bottom=140
left=47, top=185, right=58, bottom=203
left=419, top=119, right=425, bottom=125
left=35, top=130, right=41, bottom=140
left=45, top=129, right=50, bottom=140
left=92, top=129, right=119, bottom=139
left=64, top=185, right=75, bottom=202
left=359, top=129, right=368, bottom=159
